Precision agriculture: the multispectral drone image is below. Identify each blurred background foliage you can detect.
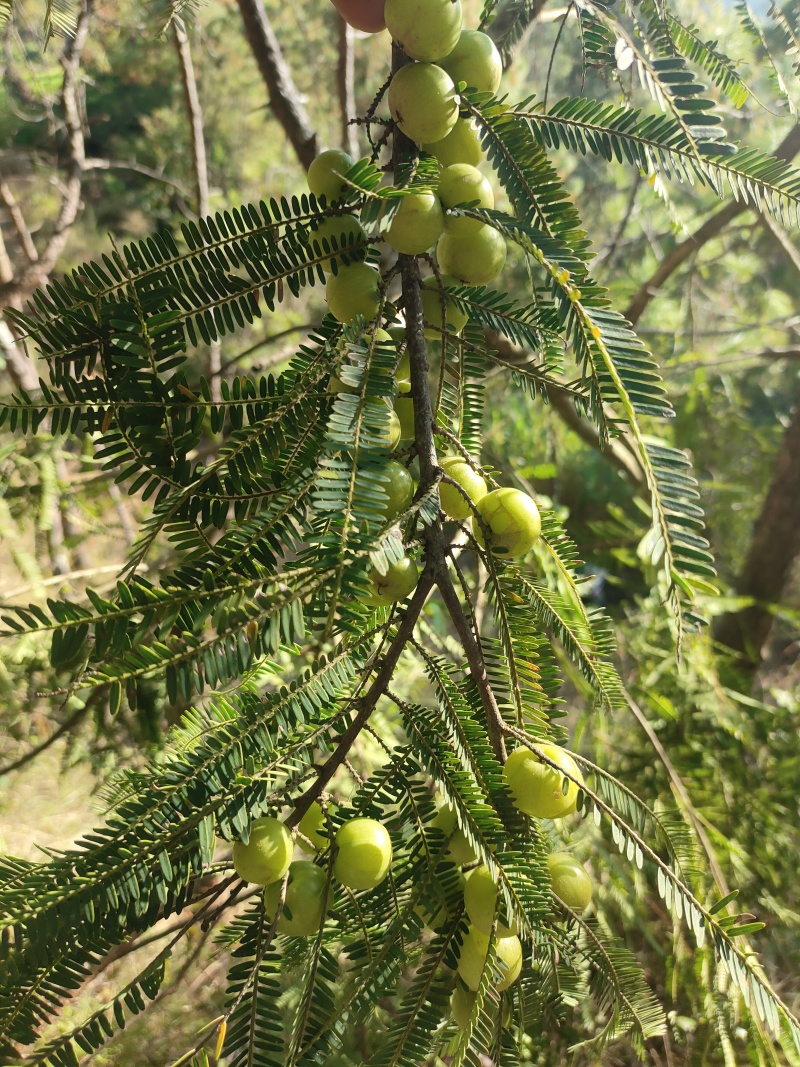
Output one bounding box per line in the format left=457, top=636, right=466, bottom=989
left=0, top=0, right=798, bottom=1064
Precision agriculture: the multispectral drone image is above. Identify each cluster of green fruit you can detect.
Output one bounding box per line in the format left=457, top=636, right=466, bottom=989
left=429, top=744, right=592, bottom=1024
left=232, top=753, right=591, bottom=1038
left=307, top=4, right=505, bottom=304
left=232, top=811, right=391, bottom=936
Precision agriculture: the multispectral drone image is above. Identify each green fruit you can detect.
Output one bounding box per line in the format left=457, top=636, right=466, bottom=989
left=380, top=459, right=414, bottom=520
left=457, top=926, right=522, bottom=991
left=310, top=215, right=366, bottom=273
left=431, top=800, right=478, bottom=865
left=439, top=30, right=503, bottom=95
left=439, top=456, right=487, bottom=520
left=264, top=860, right=328, bottom=935
left=333, top=817, right=393, bottom=890
left=367, top=554, right=420, bottom=604
left=394, top=395, right=415, bottom=440
left=298, top=801, right=334, bottom=851
left=451, top=984, right=477, bottom=1029
left=385, top=0, right=462, bottom=61
left=548, top=852, right=593, bottom=912
left=503, top=743, right=584, bottom=819
left=384, top=191, right=444, bottom=255
left=395, top=347, right=411, bottom=392
left=473, top=487, right=541, bottom=557
left=326, top=262, right=381, bottom=324
left=494, top=934, right=523, bottom=991
left=232, top=817, right=293, bottom=886
left=384, top=408, right=402, bottom=451
left=437, top=226, right=506, bottom=285
left=438, top=164, right=494, bottom=237
left=414, top=898, right=448, bottom=931
left=463, top=864, right=498, bottom=934
left=388, top=63, right=459, bottom=146
left=422, top=117, right=484, bottom=168
left=420, top=275, right=468, bottom=339
left=308, top=149, right=354, bottom=202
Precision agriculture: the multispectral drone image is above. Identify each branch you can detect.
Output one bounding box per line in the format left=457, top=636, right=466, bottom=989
left=485, top=328, right=647, bottom=489
left=625, top=123, right=800, bottom=327
left=624, top=692, right=730, bottom=898
left=286, top=572, right=437, bottom=826
left=337, top=14, right=358, bottom=159
left=173, top=16, right=210, bottom=216
left=0, top=0, right=92, bottom=307
left=172, top=13, right=221, bottom=400
left=234, top=0, right=318, bottom=172
left=83, top=158, right=192, bottom=197
left=0, top=176, right=38, bottom=263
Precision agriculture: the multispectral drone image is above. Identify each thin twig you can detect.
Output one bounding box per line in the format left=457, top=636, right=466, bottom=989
left=286, top=570, right=437, bottom=827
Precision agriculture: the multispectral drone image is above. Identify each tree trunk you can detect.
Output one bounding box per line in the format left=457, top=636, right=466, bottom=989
left=714, top=396, right=800, bottom=669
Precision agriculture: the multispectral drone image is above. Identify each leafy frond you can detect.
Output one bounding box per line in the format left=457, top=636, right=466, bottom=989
left=516, top=98, right=800, bottom=227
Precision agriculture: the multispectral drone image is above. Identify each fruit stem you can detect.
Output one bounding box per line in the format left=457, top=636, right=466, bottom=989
left=389, top=42, right=506, bottom=764
left=286, top=569, right=436, bottom=827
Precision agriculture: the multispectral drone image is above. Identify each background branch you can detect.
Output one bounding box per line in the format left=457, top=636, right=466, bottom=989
left=234, top=0, right=318, bottom=171
left=173, top=12, right=221, bottom=400
left=337, top=14, right=358, bottom=159
left=625, top=124, right=800, bottom=328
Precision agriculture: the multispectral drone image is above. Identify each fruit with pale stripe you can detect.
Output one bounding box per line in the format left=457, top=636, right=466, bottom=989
left=385, top=0, right=462, bottom=61
left=503, top=743, right=584, bottom=819
left=439, top=456, right=486, bottom=520
left=473, top=487, right=541, bottom=557
left=438, top=164, right=494, bottom=237
left=384, top=191, right=444, bottom=254
left=388, top=63, right=458, bottom=145
left=233, top=817, right=293, bottom=886
left=420, top=275, right=468, bottom=340
left=548, top=852, right=593, bottom=911
left=440, top=30, right=503, bottom=94
left=326, top=262, right=381, bottom=324
left=334, top=817, right=393, bottom=890
left=308, top=149, right=354, bottom=202
left=457, top=925, right=523, bottom=991
left=365, top=554, right=419, bottom=605
left=264, top=860, right=328, bottom=935
left=422, top=117, right=484, bottom=168
left=437, top=226, right=506, bottom=285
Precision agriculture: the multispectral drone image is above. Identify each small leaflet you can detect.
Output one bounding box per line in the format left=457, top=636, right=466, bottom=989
left=615, top=38, right=635, bottom=71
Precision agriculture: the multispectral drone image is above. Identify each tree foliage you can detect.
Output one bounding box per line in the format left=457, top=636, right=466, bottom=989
left=0, top=1, right=798, bottom=1065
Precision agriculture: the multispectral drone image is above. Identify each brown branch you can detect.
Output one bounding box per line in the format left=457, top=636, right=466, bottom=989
left=0, top=0, right=92, bottom=332
left=625, top=123, right=800, bottom=327
left=714, top=394, right=800, bottom=669
left=485, top=328, right=647, bottom=489
left=83, top=157, right=191, bottom=197
left=0, top=701, right=90, bottom=778
left=0, top=177, right=38, bottom=263
left=172, top=13, right=221, bottom=400
left=0, top=224, right=13, bottom=284
left=337, top=14, right=358, bottom=159
left=173, top=17, right=210, bottom=217
left=0, top=318, right=39, bottom=390
left=286, top=571, right=437, bottom=827
left=234, top=0, right=318, bottom=172
left=436, top=564, right=508, bottom=762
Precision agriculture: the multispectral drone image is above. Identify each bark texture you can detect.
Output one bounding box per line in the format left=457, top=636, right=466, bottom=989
left=234, top=0, right=318, bottom=171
